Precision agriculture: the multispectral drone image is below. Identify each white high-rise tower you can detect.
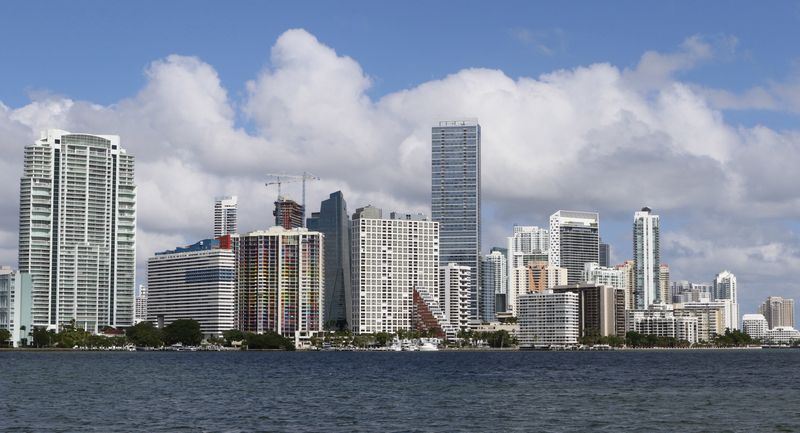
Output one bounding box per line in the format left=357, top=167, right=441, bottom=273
left=18, top=130, right=136, bottom=332
left=633, top=207, right=660, bottom=309
left=214, top=196, right=238, bottom=237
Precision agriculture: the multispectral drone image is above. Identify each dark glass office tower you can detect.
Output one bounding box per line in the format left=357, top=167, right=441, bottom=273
left=307, top=191, right=352, bottom=330
left=432, top=120, right=481, bottom=324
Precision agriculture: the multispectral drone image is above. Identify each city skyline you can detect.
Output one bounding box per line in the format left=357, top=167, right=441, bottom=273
left=3, top=3, right=800, bottom=318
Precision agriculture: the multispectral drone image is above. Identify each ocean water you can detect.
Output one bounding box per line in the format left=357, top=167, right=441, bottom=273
left=1, top=350, right=799, bottom=432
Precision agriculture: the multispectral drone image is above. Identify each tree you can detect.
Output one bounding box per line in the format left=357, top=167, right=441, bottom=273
left=163, top=319, right=203, bottom=346
left=0, top=328, right=11, bottom=347
left=222, top=329, right=246, bottom=346
left=245, top=332, right=295, bottom=351
left=31, top=327, right=54, bottom=348
left=126, top=321, right=164, bottom=347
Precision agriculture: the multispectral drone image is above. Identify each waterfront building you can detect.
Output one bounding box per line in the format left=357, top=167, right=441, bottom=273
left=0, top=267, right=32, bottom=347
left=599, top=241, right=610, bottom=268
left=615, top=260, right=636, bottom=310
left=146, top=239, right=235, bottom=337
left=18, top=130, right=136, bottom=332
left=480, top=251, right=506, bottom=323
left=518, top=291, right=580, bottom=348
left=713, top=271, right=739, bottom=330
left=551, top=283, right=626, bottom=338
left=765, top=326, right=800, bottom=344
left=431, top=120, right=481, bottom=325
left=673, top=302, right=726, bottom=342
left=489, top=247, right=508, bottom=313
left=440, top=263, right=471, bottom=331
left=306, top=191, right=352, bottom=330
left=527, top=261, right=568, bottom=293
left=626, top=304, right=698, bottom=344
left=507, top=226, right=549, bottom=315
left=758, top=296, right=795, bottom=329
left=0, top=267, right=12, bottom=334
left=549, top=211, right=599, bottom=285
left=351, top=206, right=439, bottom=334
left=232, top=227, right=323, bottom=341
left=412, top=286, right=457, bottom=339
left=659, top=264, right=670, bottom=305
left=742, top=314, right=768, bottom=340
left=633, top=207, right=660, bottom=308
left=213, top=196, right=238, bottom=237
left=274, top=196, right=304, bottom=229
left=134, top=285, right=148, bottom=324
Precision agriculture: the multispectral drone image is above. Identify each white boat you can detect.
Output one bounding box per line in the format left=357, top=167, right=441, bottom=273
left=418, top=341, right=438, bottom=351
left=389, top=339, right=402, bottom=351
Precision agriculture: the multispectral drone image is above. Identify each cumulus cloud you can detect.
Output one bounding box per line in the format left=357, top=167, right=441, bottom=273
left=0, top=29, right=799, bottom=314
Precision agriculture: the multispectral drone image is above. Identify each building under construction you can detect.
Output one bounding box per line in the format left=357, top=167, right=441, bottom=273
left=273, top=197, right=304, bottom=229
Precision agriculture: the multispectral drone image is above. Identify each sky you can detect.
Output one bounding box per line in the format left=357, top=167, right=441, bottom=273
left=2, top=1, right=800, bottom=316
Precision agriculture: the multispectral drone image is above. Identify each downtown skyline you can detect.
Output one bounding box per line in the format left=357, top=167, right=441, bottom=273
left=2, top=2, right=800, bottom=318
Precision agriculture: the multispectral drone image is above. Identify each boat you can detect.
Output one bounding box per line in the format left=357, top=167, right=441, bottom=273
left=418, top=341, right=438, bottom=351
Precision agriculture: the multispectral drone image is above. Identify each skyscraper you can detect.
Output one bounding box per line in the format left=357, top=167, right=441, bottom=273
left=758, top=296, right=793, bottom=329
left=659, top=264, right=670, bottom=305
left=306, top=191, right=352, bottom=330
left=214, top=196, right=238, bottom=237
left=440, top=263, right=471, bottom=331
left=274, top=197, right=304, bottom=229
left=432, top=120, right=481, bottom=324
left=633, top=207, right=660, bottom=308
left=480, top=250, right=506, bottom=323
left=548, top=211, right=599, bottom=285
left=599, top=241, right=610, bottom=267
left=713, top=270, right=739, bottom=329
left=507, top=226, right=549, bottom=315
left=18, top=130, right=136, bottom=332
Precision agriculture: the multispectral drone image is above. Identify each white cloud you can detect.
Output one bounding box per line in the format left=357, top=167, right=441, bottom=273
left=1, top=29, right=799, bottom=315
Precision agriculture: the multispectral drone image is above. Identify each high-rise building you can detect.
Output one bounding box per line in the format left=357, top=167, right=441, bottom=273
left=615, top=260, right=636, bottom=310
left=480, top=251, right=506, bottom=323
left=440, top=263, right=471, bottom=331
left=214, top=196, right=238, bottom=237
left=147, top=239, right=235, bottom=337
left=673, top=302, right=727, bottom=342
left=758, top=296, right=795, bottom=329
left=599, top=241, right=610, bottom=268
left=306, top=191, right=352, bottom=330
left=527, top=261, right=568, bottom=293
left=18, top=130, right=136, bottom=332
left=351, top=206, right=439, bottom=334
left=633, top=207, right=660, bottom=308
left=742, top=314, right=768, bottom=340
left=507, top=226, right=549, bottom=315
left=549, top=211, right=599, bottom=285
left=583, top=263, right=627, bottom=292
left=626, top=304, right=698, bottom=344
left=431, top=120, right=481, bottom=325
left=412, top=286, right=457, bottom=339
left=659, top=264, right=670, bottom=305
left=134, top=285, right=148, bottom=324
left=274, top=196, right=304, bottom=229
left=518, top=291, right=580, bottom=348
left=0, top=267, right=32, bottom=347
left=713, top=270, right=739, bottom=329
left=551, top=283, right=626, bottom=338
left=232, top=227, right=323, bottom=341
left=0, top=267, right=13, bottom=334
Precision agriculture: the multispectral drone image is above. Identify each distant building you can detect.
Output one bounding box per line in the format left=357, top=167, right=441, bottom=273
left=742, top=314, right=768, bottom=340
left=0, top=267, right=13, bottom=334
left=134, top=285, right=148, bottom=324
left=480, top=251, right=506, bottom=323
left=659, top=264, right=670, bottom=305
left=147, top=239, right=235, bottom=337
left=214, top=196, right=238, bottom=237
left=633, top=207, right=660, bottom=308
left=626, top=304, right=698, bottom=344
left=351, top=206, right=439, bottom=334
left=583, top=263, right=627, bottom=292
left=599, top=241, right=610, bottom=268
left=306, top=191, right=352, bottom=330
left=440, top=263, right=471, bottom=331
left=765, top=326, right=800, bottom=344
left=673, top=302, right=727, bottom=342
left=758, top=296, right=795, bottom=329
left=507, top=226, right=549, bottom=315
left=232, top=228, right=323, bottom=341
left=432, top=120, right=481, bottom=325
left=551, top=283, right=626, bottom=338
left=518, top=291, right=580, bottom=348
left=412, top=286, right=456, bottom=339
left=527, top=261, right=568, bottom=293
left=549, top=211, right=599, bottom=284
left=713, top=271, right=739, bottom=330
left=615, top=260, right=636, bottom=310
left=671, top=281, right=713, bottom=304
left=0, top=267, right=32, bottom=347
left=274, top=196, right=304, bottom=229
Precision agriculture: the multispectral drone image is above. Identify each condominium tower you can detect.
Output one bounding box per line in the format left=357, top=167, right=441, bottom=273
left=507, top=226, right=549, bottom=315
left=432, top=120, right=481, bottom=324
left=480, top=250, right=506, bottom=323
left=548, top=211, right=599, bottom=285
left=758, top=296, right=794, bottom=329
left=633, top=207, right=660, bottom=308
left=214, top=196, right=238, bottom=237
left=18, top=130, right=136, bottom=332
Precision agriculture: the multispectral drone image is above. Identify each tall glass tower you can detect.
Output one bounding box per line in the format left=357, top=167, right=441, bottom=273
left=431, top=120, right=481, bottom=323
left=18, top=130, right=136, bottom=332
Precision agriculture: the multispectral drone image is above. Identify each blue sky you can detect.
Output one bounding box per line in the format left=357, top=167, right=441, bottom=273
left=2, top=1, right=800, bottom=315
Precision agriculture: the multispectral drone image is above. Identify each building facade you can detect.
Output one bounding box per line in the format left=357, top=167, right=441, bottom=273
left=527, top=261, right=568, bottom=294
left=549, top=211, right=599, bottom=285
left=306, top=191, right=352, bottom=330
left=518, top=291, right=580, bottom=348
left=507, top=226, right=549, bottom=315
left=274, top=197, right=304, bottom=230
left=713, top=270, right=739, bottom=330
left=431, top=120, right=481, bottom=324
left=626, top=304, right=698, bottom=344
left=440, top=263, right=471, bottom=331
left=742, top=314, right=768, bottom=340
left=146, top=239, right=235, bottom=337
left=18, top=130, right=136, bottom=332
left=213, top=196, right=238, bottom=238
left=633, top=207, right=660, bottom=308
left=599, top=241, right=610, bottom=268
left=480, top=250, right=506, bottom=323
left=659, top=264, right=670, bottom=305
left=232, top=228, right=323, bottom=339
left=758, top=296, right=795, bottom=329
left=134, top=285, right=148, bottom=324
left=351, top=207, right=439, bottom=334
left=551, top=283, right=626, bottom=338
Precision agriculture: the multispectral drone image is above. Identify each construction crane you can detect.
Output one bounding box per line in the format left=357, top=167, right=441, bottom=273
left=264, top=172, right=320, bottom=226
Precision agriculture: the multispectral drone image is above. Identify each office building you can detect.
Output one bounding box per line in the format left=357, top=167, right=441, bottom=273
left=507, top=226, right=549, bottom=315
left=431, top=120, right=481, bottom=324
left=274, top=196, right=304, bottom=229
left=551, top=283, right=626, bottom=338
left=527, top=261, right=568, bottom=293
left=518, top=291, right=580, bottom=348
left=713, top=270, right=739, bottom=329
left=351, top=206, right=439, bottom=334
left=549, top=211, right=599, bottom=284
left=480, top=250, right=506, bottom=323
left=758, top=296, right=795, bottom=329
left=626, top=304, right=698, bottom=344
left=599, top=241, right=610, bottom=267
left=232, top=227, right=323, bottom=340
left=633, top=207, right=660, bottom=308
left=147, top=239, right=235, bottom=337
left=306, top=191, right=352, bottom=330
left=213, top=196, right=238, bottom=237
left=134, top=285, right=148, bottom=324
left=18, top=130, right=136, bottom=332
left=742, top=314, right=768, bottom=340
left=440, top=263, right=471, bottom=331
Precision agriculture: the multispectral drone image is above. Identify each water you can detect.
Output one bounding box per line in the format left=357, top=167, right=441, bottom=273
left=1, top=350, right=799, bottom=432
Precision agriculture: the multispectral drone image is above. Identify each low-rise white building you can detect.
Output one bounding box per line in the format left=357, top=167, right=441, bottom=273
left=765, top=326, right=800, bottom=344
left=627, top=304, right=698, bottom=344
left=518, top=291, right=579, bottom=348
left=742, top=314, right=768, bottom=340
